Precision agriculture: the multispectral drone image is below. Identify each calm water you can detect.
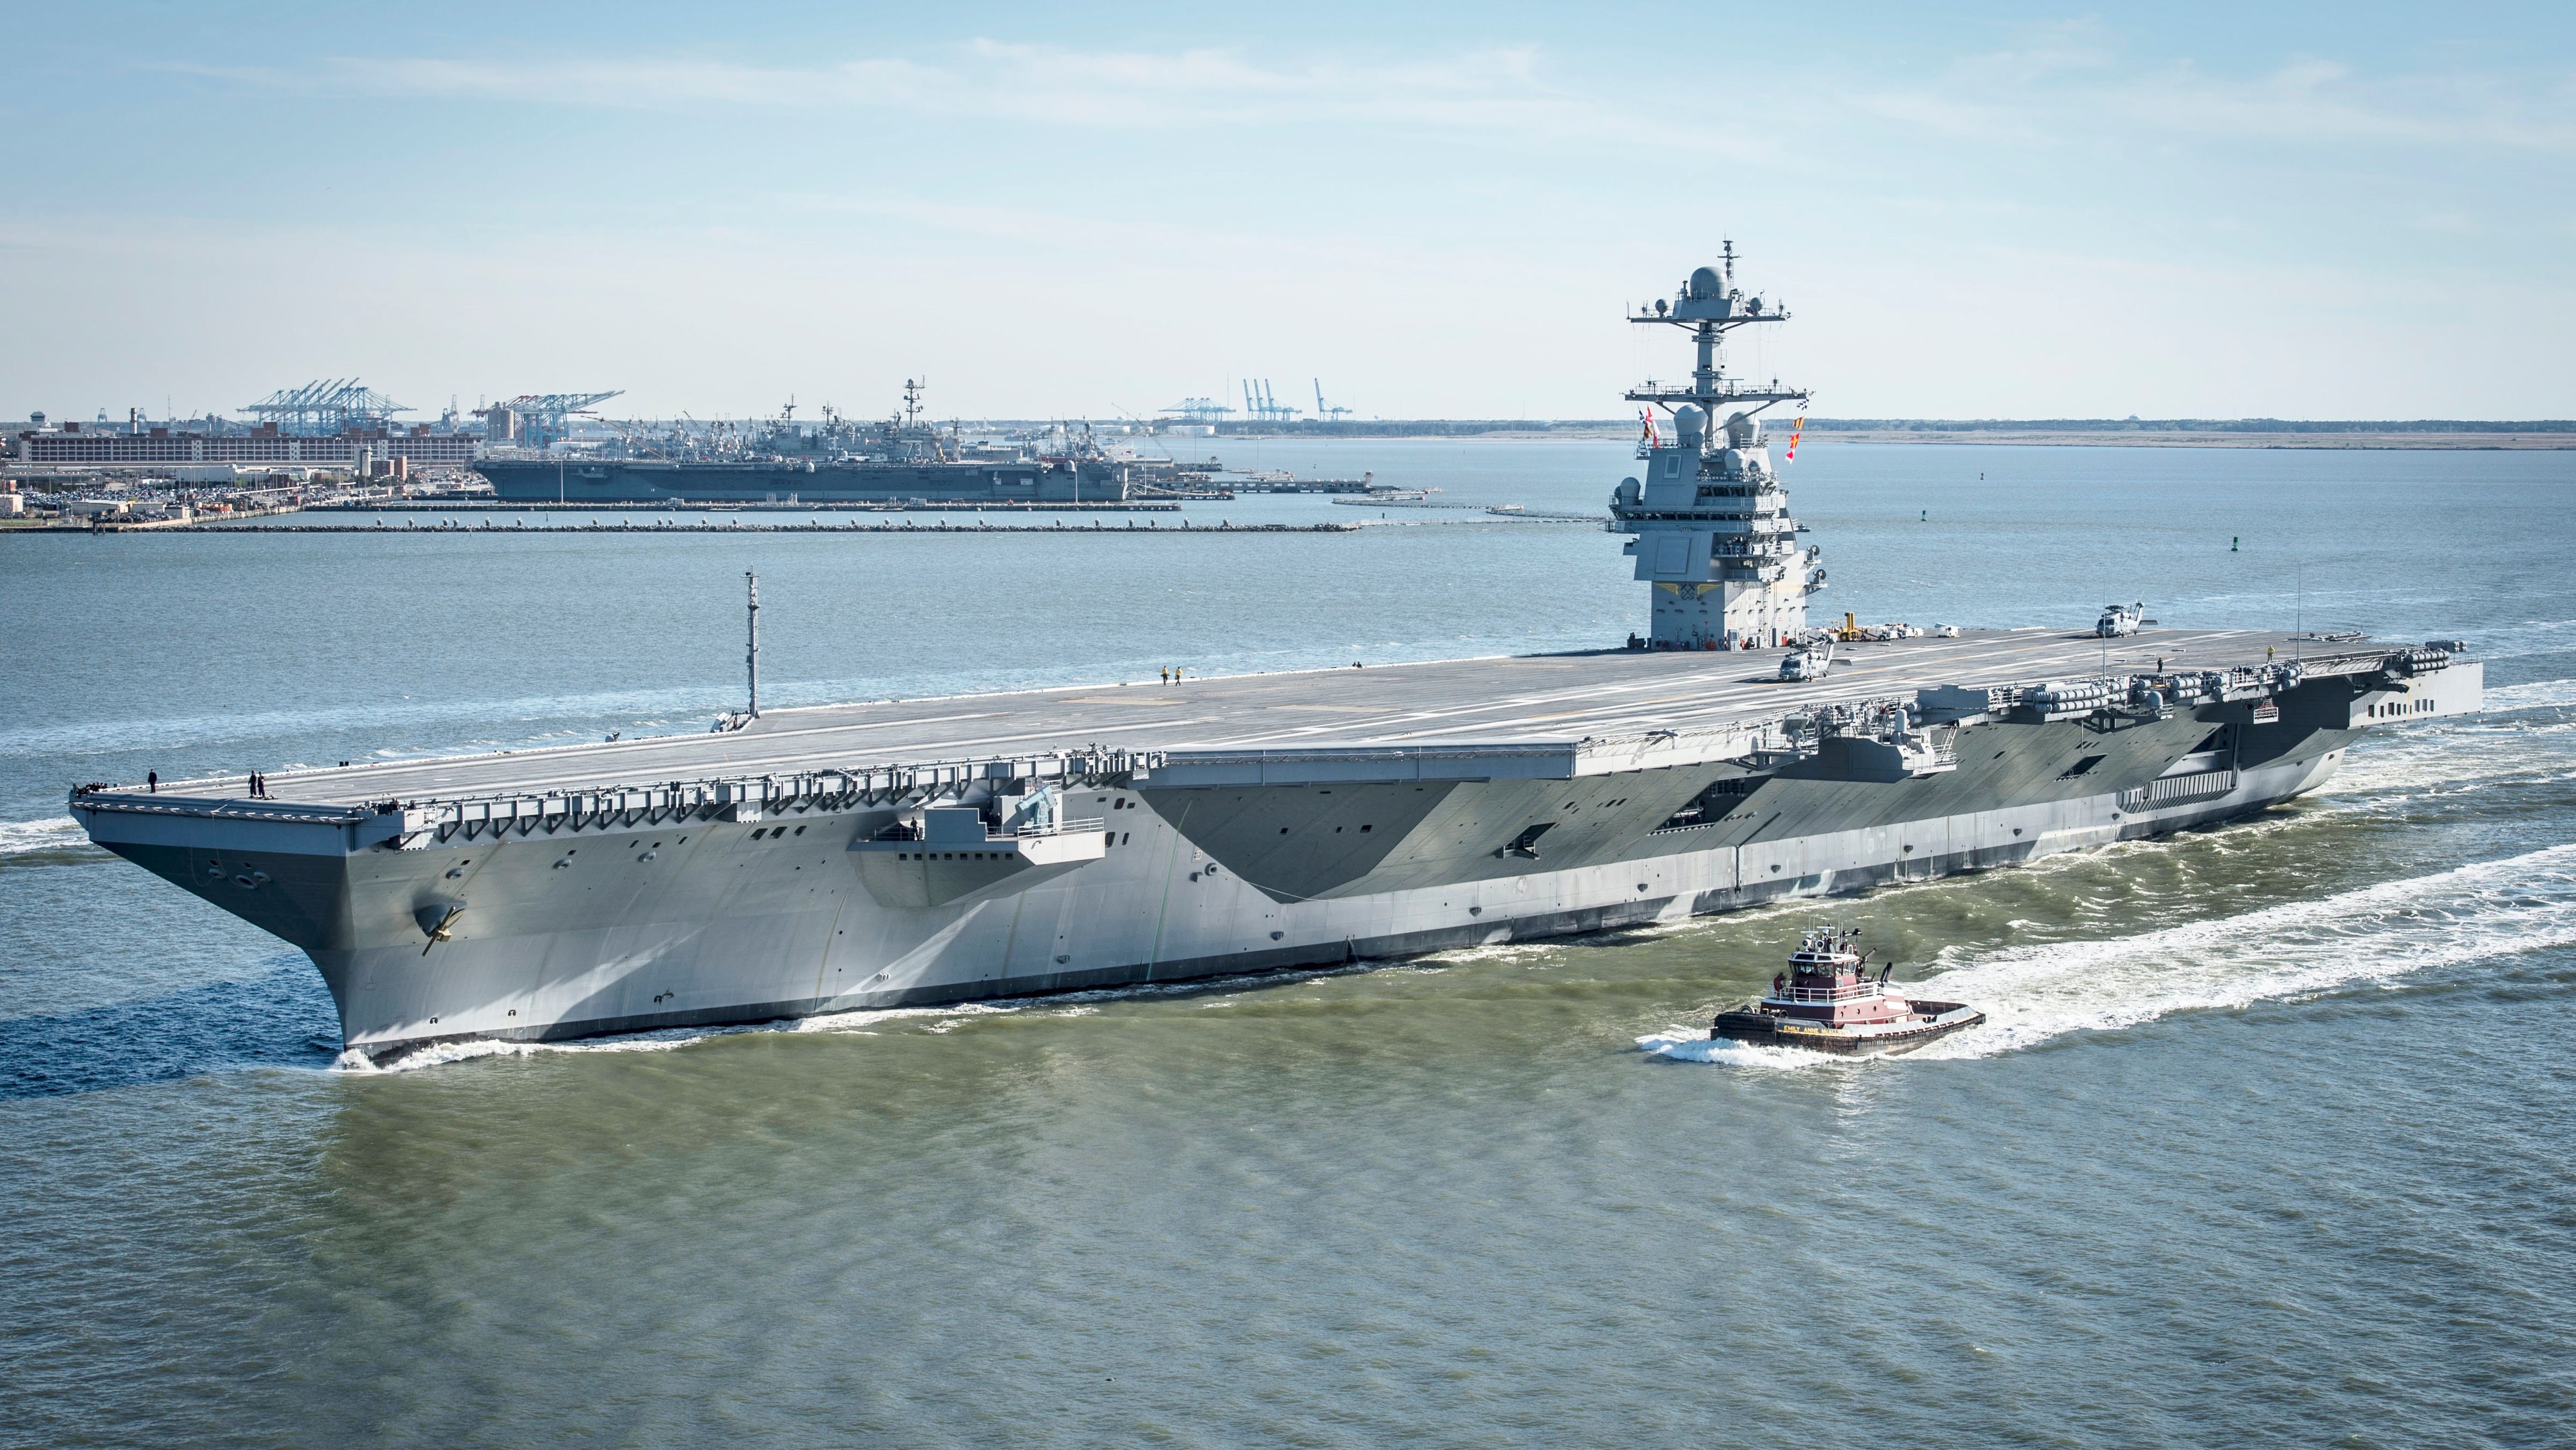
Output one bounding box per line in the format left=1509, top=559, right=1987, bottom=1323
left=5, top=441, right=2573, bottom=1446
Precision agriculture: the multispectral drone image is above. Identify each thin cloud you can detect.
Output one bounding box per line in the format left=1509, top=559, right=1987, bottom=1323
left=159, top=41, right=1728, bottom=147
left=1855, top=49, right=2576, bottom=154
left=2110, top=59, right=2576, bottom=150
left=164, top=55, right=944, bottom=108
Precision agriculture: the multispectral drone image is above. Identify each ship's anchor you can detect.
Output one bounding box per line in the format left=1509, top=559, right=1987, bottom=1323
left=417, top=903, right=465, bottom=955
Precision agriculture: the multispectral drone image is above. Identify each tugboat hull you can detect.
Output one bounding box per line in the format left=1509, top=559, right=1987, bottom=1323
left=1712, top=1000, right=1985, bottom=1056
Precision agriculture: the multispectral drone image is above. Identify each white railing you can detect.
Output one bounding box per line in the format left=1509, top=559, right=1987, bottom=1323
left=1771, top=981, right=1887, bottom=1004
left=1014, top=815, right=1106, bottom=838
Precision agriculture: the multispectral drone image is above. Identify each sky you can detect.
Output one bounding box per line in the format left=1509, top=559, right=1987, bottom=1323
left=3, top=1, right=2571, bottom=422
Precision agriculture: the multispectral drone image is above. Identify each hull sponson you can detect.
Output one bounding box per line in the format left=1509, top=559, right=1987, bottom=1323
left=67, top=633, right=2480, bottom=1059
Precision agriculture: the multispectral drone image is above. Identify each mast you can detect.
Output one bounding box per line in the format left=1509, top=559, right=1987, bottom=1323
left=744, top=571, right=760, bottom=719
left=1620, top=240, right=1807, bottom=421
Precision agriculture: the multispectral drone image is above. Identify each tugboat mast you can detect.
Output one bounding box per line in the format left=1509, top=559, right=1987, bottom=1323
left=1609, top=245, right=1819, bottom=652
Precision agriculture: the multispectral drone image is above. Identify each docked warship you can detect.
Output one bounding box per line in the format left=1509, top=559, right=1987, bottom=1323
left=474, top=382, right=1132, bottom=505
left=71, top=253, right=2482, bottom=1063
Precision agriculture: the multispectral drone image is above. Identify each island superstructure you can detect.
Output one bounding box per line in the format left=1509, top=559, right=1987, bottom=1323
left=66, top=257, right=2486, bottom=1063
left=1612, top=243, right=1818, bottom=650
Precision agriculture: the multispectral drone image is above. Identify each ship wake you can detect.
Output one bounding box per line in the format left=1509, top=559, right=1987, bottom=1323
left=329, top=962, right=1412, bottom=1073
left=1643, top=840, right=2576, bottom=1066
left=0, top=814, right=94, bottom=863
left=330, top=1003, right=1022, bottom=1073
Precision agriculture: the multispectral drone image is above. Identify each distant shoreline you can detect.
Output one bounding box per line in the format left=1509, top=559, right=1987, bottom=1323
left=1192, top=419, right=2576, bottom=449
left=1821, top=431, right=2576, bottom=451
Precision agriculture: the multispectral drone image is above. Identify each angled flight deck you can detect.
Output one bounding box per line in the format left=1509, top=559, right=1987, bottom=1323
left=181, top=628, right=2335, bottom=811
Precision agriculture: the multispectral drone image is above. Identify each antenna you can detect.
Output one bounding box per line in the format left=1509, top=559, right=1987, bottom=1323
left=745, top=572, right=761, bottom=719
left=1722, top=239, right=1737, bottom=287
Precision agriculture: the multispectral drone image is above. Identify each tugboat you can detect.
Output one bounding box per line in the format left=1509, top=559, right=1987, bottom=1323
left=1711, top=927, right=1984, bottom=1056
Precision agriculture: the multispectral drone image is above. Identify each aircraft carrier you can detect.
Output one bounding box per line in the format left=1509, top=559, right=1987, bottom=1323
left=475, top=383, right=1132, bottom=505
left=68, top=254, right=2483, bottom=1062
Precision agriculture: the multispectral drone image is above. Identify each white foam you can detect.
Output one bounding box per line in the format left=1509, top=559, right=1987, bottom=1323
left=330, top=1006, right=978, bottom=1072
left=333, top=993, right=1186, bottom=1073
left=2482, top=677, right=2576, bottom=712
left=1908, top=840, right=2576, bottom=1059
left=333, top=1027, right=722, bottom=1073
left=2329, top=678, right=2576, bottom=799
left=1636, top=1030, right=1849, bottom=1070
left=0, top=815, right=93, bottom=859
left=1432, top=940, right=1568, bottom=966
left=792, top=1001, right=1015, bottom=1034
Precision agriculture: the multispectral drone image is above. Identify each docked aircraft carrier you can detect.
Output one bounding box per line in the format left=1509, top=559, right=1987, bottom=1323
left=69, top=255, right=2482, bottom=1062
left=475, top=383, right=1132, bottom=505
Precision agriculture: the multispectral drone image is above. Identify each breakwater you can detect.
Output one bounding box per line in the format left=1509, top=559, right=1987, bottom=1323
left=1332, top=498, right=1602, bottom=521
left=312, top=498, right=1182, bottom=512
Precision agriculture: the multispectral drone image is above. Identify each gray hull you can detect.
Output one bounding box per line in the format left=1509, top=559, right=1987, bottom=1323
left=477, top=457, right=1127, bottom=504
left=80, top=686, right=2386, bottom=1062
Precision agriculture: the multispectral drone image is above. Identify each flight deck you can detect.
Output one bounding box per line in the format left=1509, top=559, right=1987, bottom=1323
left=109, top=628, right=2372, bottom=813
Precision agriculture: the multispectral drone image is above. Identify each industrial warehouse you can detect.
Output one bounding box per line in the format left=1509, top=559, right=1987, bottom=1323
left=5, top=381, right=598, bottom=471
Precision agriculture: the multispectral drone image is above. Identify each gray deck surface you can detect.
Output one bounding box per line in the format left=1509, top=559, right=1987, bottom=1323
left=176, top=628, right=2345, bottom=807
